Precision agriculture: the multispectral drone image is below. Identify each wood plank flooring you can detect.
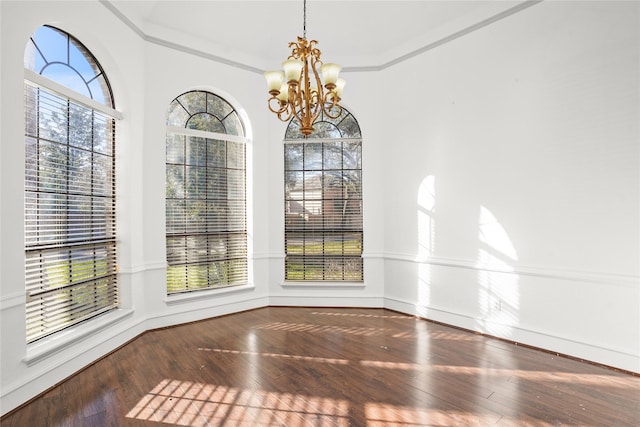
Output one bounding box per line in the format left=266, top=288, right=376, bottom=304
left=2, top=307, right=639, bottom=426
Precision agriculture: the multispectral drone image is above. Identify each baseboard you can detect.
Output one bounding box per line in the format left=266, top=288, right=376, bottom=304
left=384, top=297, right=640, bottom=374
left=269, top=295, right=384, bottom=307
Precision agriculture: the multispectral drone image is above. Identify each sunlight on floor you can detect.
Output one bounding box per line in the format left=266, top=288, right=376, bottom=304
left=126, top=377, right=623, bottom=427
left=126, top=379, right=350, bottom=426
left=365, top=402, right=501, bottom=425
left=197, top=347, right=349, bottom=365
left=359, top=361, right=639, bottom=388
left=253, top=321, right=391, bottom=337
left=428, top=329, right=479, bottom=341
left=311, top=311, right=412, bottom=320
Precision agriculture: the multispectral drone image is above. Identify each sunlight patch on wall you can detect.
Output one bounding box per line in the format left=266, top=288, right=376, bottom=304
left=477, top=206, right=520, bottom=337
left=126, top=379, right=350, bottom=426
left=417, top=175, right=436, bottom=259
left=417, top=175, right=436, bottom=314
left=479, top=206, right=518, bottom=261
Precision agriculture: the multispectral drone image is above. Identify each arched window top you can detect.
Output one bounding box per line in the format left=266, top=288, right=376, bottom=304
left=285, top=105, right=362, bottom=140
left=24, top=25, right=114, bottom=108
left=167, top=90, right=245, bottom=137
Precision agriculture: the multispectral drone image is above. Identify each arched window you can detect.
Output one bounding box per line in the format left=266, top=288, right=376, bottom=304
left=165, top=90, right=248, bottom=293
left=24, top=26, right=120, bottom=343
left=284, top=107, right=363, bottom=281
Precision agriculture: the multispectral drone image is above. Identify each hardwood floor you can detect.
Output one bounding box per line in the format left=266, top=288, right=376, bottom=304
left=2, top=307, right=639, bottom=426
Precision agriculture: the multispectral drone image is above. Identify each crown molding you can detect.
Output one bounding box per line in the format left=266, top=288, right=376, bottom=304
left=363, top=0, right=544, bottom=72
left=99, top=0, right=543, bottom=75
left=98, top=0, right=263, bottom=74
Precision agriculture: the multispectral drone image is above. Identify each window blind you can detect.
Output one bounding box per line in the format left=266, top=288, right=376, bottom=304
left=24, top=83, right=118, bottom=343
left=284, top=139, right=363, bottom=281
left=165, top=134, right=247, bottom=292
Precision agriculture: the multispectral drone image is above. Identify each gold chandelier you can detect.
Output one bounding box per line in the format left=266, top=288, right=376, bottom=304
left=264, top=0, right=345, bottom=136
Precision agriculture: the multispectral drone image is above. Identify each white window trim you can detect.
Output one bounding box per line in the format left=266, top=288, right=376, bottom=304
left=165, top=283, right=255, bottom=305
left=23, top=308, right=134, bottom=366
left=283, top=137, right=362, bottom=144
left=165, top=99, right=249, bottom=295
left=281, top=281, right=365, bottom=288
left=166, top=125, right=250, bottom=144
left=24, top=69, right=123, bottom=120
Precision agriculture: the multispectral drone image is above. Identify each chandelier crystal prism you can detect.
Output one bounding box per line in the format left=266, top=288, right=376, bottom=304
left=264, top=0, right=345, bottom=136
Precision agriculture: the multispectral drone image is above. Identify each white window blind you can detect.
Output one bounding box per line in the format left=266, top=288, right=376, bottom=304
left=165, top=91, right=248, bottom=294
left=24, top=84, right=118, bottom=343
left=284, top=107, right=363, bottom=281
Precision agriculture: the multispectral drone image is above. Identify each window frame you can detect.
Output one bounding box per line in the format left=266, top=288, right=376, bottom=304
left=283, top=107, right=364, bottom=282
left=23, top=26, right=120, bottom=344
left=165, top=90, right=249, bottom=295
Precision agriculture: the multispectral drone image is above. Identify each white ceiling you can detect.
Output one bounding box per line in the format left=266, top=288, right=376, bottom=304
left=104, top=0, right=539, bottom=72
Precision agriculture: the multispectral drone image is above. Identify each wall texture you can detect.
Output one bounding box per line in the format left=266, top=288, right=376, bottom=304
left=380, top=0, right=639, bottom=372
left=1, top=0, right=638, bottom=417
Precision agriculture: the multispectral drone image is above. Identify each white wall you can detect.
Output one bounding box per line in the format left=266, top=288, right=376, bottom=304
left=1, top=0, right=638, bottom=418
left=0, top=0, right=273, bottom=416
left=380, top=1, right=639, bottom=372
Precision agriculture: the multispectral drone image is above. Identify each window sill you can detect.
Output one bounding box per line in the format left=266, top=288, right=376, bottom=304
left=23, top=308, right=134, bottom=366
left=165, top=283, right=255, bottom=305
left=282, top=281, right=365, bottom=288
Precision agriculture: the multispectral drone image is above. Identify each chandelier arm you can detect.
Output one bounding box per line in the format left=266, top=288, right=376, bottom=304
left=277, top=107, right=295, bottom=123
left=311, top=54, right=324, bottom=103
left=287, top=81, right=305, bottom=125
left=323, top=104, right=343, bottom=120
left=307, top=57, right=322, bottom=115
left=267, top=95, right=297, bottom=123
left=289, top=43, right=301, bottom=59
left=267, top=96, right=287, bottom=115
left=310, top=45, right=321, bottom=61
left=322, top=91, right=343, bottom=119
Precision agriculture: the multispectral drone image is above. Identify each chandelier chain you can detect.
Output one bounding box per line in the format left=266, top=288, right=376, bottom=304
left=303, top=0, right=307, bottom=39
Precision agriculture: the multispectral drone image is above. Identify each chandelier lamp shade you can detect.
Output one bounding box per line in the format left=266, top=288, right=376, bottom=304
left=264, top=0, right=345, bottom=136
